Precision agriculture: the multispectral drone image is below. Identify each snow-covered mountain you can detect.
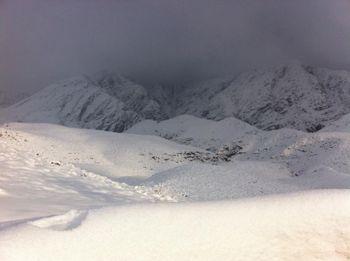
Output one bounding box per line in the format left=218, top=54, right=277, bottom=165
left=0, top=73, right=164, bottom=132
left=3, top=63, right=350, bottom=133
left=176, top=62, right=350, bottom=132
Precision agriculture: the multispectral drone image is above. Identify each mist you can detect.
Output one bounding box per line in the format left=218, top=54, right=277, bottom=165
left=1, top=0, right=350, bottom=100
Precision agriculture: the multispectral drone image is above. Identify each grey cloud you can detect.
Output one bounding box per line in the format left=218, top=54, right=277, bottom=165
left=1, top=0, right=350, bottom=100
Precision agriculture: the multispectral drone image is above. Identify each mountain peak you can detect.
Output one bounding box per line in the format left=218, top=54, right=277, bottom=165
left=0, top=73, right=163, bottom=132
left=176, top=64, right=350, bottom=132
left=3, top=64, right=350, bottom=133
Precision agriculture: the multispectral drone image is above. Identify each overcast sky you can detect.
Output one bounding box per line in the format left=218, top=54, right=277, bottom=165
left=1, top=0, right=350, bottom=97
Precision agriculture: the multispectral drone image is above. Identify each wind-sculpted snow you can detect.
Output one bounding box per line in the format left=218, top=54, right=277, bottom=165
left=176, top=63, right=350, bottom=132
left=0, top=191, right=350, bottom=261
left=0, top=74, right=163, bottom=132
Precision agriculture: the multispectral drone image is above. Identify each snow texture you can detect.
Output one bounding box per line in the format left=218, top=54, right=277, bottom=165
left=0, top=191, right=349, bottom=261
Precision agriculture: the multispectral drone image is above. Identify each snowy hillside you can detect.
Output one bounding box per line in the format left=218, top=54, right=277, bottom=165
left=130, top=115, right=350, bottom=196
left=0, top=73, right=163, bottom=132
left=1, top=121, right=350, bottom=217
left=0, top=122, right=210, bottom=221
left=176, top=62, right=350, bottom=132
left=127, top=115, right=259, bottom=150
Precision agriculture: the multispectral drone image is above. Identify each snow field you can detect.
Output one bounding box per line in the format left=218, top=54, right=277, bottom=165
left=0, top=190, right=349, bottom=261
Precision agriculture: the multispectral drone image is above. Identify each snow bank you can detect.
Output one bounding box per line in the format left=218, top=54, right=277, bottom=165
left=0, top=190, right=349, bottom=261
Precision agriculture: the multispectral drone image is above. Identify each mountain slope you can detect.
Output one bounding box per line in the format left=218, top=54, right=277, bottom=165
left=127, top=114, right=259, bottom=150
left=0, top=122, right=209, bottom=221
left=0, top=74, right=164, bottom=132
left=131, top=115, right=350, bottom=179
left=176, top=63, right=350, bottom=132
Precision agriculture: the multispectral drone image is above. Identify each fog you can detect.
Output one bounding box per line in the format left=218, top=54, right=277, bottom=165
left=1, top=0, right=350, bottom=100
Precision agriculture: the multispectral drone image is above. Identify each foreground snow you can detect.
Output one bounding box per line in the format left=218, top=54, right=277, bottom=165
left=0, top=190, right=349, bottom=261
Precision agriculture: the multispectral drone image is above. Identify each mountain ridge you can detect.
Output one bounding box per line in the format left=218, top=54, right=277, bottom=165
left=3, top=62, right=350, bottom=132
left=0, top=73, right=164, bottom=132
left=175, top=62, right=350, bottom=132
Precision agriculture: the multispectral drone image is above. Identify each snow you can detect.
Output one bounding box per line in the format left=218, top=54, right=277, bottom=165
left=4, top=63, right=350, bottom=133
left=1, top=122, right=202, bottom=179
left=1, top=119, right=350, bottom=222
left=127, top=114, right=259, bottom=150
left=321, top=113, right=350, bottom=133
left=0, top=119, right=347, bottom=221
left=0, top=74, right=163, bottom=132
left=0, top=123, right=202, bottom=222
left=0, top=190, right=349, bottom=261
left=142, top=161, right=298, bottom=200
left=1, top=60, right=350, bottom=260
left=176, top=62, right=350, bottom=131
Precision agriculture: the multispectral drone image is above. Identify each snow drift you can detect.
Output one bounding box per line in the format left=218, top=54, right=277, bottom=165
left=0, top=190, right=349, bottom=261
